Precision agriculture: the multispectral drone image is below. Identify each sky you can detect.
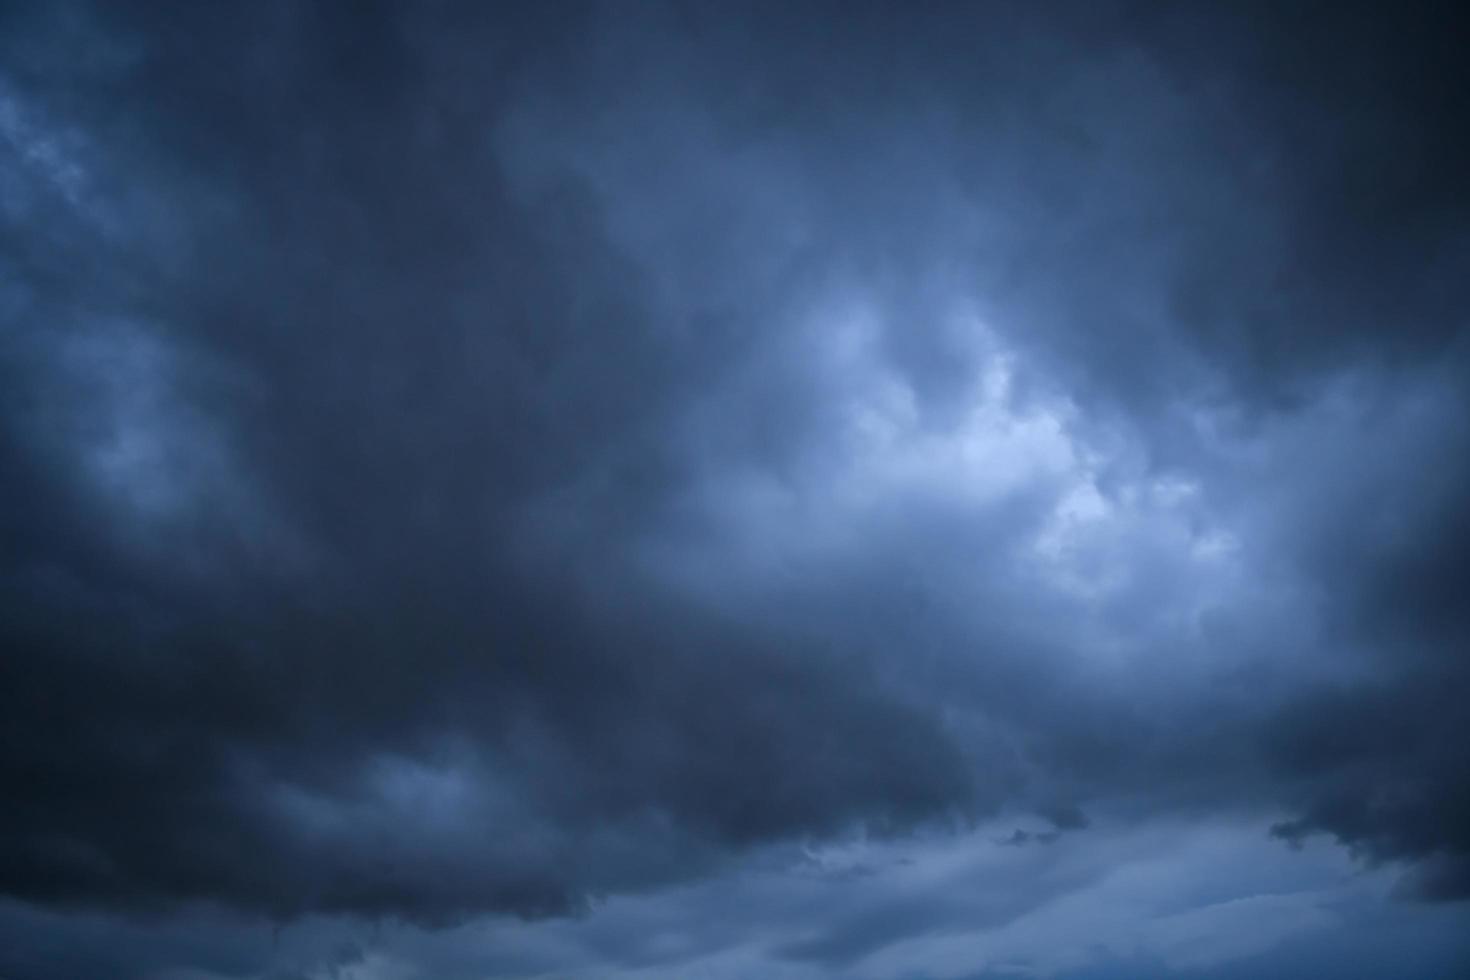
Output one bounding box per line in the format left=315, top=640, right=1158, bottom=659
left=2, top=2, right=1469, bottom=978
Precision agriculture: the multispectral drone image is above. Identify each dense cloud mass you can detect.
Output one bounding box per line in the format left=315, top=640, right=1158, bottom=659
left=2, top=2, right=1468, bottom=978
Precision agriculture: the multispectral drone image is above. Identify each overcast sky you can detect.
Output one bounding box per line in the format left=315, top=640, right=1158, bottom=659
left=3, top=2, right=1470, bottom=978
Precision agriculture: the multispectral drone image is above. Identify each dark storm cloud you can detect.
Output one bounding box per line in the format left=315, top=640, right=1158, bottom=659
left=1, top=0, right=978, bottom=924
left=2, top=1, right=1469, bottom=973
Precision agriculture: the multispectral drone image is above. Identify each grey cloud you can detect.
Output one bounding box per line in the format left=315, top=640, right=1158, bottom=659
left=2, top=1, right=1469, bottom=977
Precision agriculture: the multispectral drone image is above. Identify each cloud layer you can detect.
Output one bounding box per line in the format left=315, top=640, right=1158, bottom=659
left=2, top=1, right=1468, bottom=976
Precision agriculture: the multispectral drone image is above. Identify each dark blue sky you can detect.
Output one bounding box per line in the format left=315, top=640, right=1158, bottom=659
left=3, top=2, right=1469, bottom=978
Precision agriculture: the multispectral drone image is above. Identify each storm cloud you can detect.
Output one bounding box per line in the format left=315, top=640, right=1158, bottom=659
left=2, top=2, right=1468, bottom=978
